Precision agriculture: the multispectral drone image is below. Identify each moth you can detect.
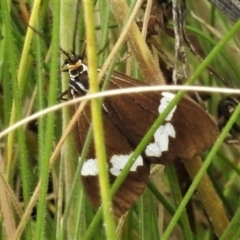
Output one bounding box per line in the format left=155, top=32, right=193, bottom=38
left=61, top=51, right=219, bottom=218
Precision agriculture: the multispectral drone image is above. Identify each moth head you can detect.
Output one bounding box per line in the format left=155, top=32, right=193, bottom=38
left=62, top=54, right=83, bottom=71
left=60, top=48, right=84, bottom=71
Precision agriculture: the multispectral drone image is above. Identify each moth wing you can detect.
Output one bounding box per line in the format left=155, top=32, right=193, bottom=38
left=106, top=77, right=218, bottom=164
left=76, top=103, right=150, bottom=217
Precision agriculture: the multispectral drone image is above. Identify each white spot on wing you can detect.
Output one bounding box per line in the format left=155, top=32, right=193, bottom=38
left=158, top=92, right=177, bottom=121
left=110, top=153, right=143, bottom=177
left=145, top=123, right=176, bottom=157
left=81, top=159, right=99, bottom=176
left=145, top=92, right=177, bottom=157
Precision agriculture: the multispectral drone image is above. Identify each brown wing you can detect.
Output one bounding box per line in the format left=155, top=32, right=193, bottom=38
left=71, top=72, right=218, bottom=217
left=105, top=75, right=219, bottom=164
left=75, top=103, right=150, bottom=218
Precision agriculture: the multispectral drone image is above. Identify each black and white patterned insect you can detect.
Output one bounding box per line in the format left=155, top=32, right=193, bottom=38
left=60, top=50, right=89, bottom=100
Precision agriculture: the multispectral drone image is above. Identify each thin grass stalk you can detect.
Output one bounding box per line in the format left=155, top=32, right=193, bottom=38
left=83, top=1, right=117, bottom=239
left=34, top=13, right=50, bottom=240
left=148, top=182, right=175, bottom=215
left=56, top=156, right=64, bottom=240
left=35, top=11, right=45, bottom=205
left=123, top=210, right=134, bottom=239
left=152, top=209, right=161, bottom=240
left=223, top=160, right=240, bottom=200
left=220, top=206, right=240, bottom=240
left=0, top=155, right=16, bottom=239
left=184, top=24, right=240, bottom=80
left=5, top=0, right=41, bottom=179
left=148, top=180, right=197, bottom=237
left=34, top=0, right=60, bottom=238
left=139, top=189, right=155, bottom=240
left=2, top=85, right=240, bottom=142
left=166, top=165, right=193, bottom=240
left=62, top=129, right=92, bottom=225
left=13, top=182, right=42, bottom=240
left=98, top=0, right=111, bottom=65
left=59, top=0, right=80, bottom=238
left=72, top=187, right=84, bottom=240
left=64, top=127, right=93, bottom=238
left=1, top=0, right=32, bottom=238
left=2, top=37, right=11, bottom=128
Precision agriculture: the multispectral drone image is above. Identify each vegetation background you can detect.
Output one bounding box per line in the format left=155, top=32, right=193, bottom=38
left=1, top=0, right=240, bottom=239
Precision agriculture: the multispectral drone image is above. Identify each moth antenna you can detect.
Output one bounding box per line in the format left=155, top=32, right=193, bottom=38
left=80, top=46, right=86, bottom=60
left=72, top=0, right=81, bottom=55
left=60, top=47, right=71, bottom=59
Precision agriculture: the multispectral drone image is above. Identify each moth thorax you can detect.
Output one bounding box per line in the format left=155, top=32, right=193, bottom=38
left=69, top=69, right=79, bottom=78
